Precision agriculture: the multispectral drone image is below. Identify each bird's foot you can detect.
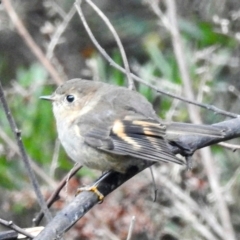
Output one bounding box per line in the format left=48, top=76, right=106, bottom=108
left=76, top=185, right=104, bottom=203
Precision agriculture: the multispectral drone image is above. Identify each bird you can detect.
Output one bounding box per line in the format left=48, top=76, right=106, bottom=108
left=40, top=79, right=225, bottom=199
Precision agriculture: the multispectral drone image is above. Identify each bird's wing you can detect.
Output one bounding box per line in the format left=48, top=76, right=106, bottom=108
left=84, top=118, right=184, bottom=165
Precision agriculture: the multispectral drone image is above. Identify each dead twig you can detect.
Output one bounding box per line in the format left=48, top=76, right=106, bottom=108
left=75, top=0, right=134, bottom=90
left=0, top=218, right=34, bottom=239
left=33, top=163, right=82, bottom=226
left=126, top=216, right=136, bottom=240
left=47, top=5, right=77, bottom=59
left=0, top=80, right=52, bottom=222
left=2, top=0, right=63, bottom=85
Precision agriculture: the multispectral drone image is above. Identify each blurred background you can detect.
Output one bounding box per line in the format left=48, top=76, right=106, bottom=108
left=1, top=0, right=240, bottom=239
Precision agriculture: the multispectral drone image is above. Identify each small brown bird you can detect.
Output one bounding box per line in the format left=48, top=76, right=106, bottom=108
left=40, top=79, right=225, bottom=175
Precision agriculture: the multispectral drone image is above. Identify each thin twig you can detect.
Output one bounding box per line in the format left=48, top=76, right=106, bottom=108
left=50, top=139, right=61, bottom=178
left=0, top=81, right=52, bottom=222
left=75, top=0, right=135, bottom=90
left=164, top=0, right=199, bottom=122
left=47, top=4, right=76, bottom=59
left=0, top=218, right=34, bottom=239
left=48, top=1, right=67, bottom=19
left=218, top=142, right=240, bottom=150
left=223, top=167, right=240, bottom=193
left=156, top=88, right=238, bottom=118
left=0, top=127, right=57, bottom=189
left=126, top=216, right=136, bottom=240
left=74, top=0, right=238, bottom=118
left=149, top=167, right=158, bottom=202
left=33, top=163, right=82, bottom=226
left=2, top=0, right=63, bottom=85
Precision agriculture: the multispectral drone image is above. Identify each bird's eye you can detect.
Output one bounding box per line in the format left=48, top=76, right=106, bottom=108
left=66, top=95, right=75, bottom=103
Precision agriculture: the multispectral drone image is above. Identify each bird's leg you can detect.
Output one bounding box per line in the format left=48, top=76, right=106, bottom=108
left=76, top=171, right=111, bottom=202
left=185, top=155, right=193, bottom=170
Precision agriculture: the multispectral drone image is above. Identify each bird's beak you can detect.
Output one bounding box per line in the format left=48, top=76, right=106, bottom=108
left=39, top=95, right=55, bottom=101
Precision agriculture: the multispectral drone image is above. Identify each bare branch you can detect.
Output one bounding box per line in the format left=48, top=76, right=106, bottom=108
left=2, top=0, right=63, bottom=85
left=33, top=163, right=82, bottom=226
left=218, top=142, right=240, bottom=150
left=0, top=219, right=44, bottom=240
left=47, top=5, right=77, bottom=59
left=0, top=218, right=34, bottom=239
left=0, top=81, right=52, bottom=222
left=75, top=0, right=134, bottom=90
left=126, top=216, right=136, bottom=240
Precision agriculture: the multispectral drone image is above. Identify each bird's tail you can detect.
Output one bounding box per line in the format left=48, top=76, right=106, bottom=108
left=165, top=122, right=227, bottom=139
